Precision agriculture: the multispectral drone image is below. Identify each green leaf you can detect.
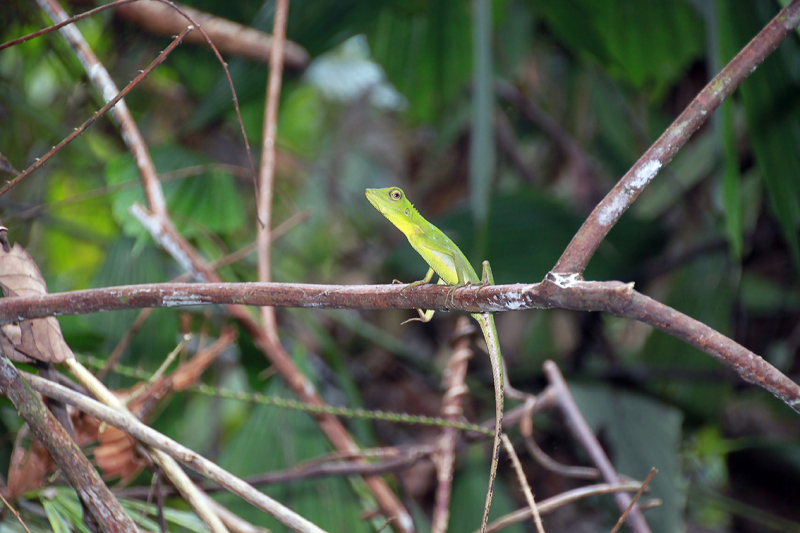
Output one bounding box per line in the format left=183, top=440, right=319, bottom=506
left=41, top=491, right=92, bottom=533
left=170, top=170, right=246, bottom=236
left=216, top=358, right=371, bottom=532
left=718, top=0, right=800, bottom=270
left=640, top=255, right=737, bottom=417
left=371, top=0, right=472, bottom=122
left=536, top=0, right=704, bottom=101
left=41, top=499, right=73, bottom=533
left=571, top=383, right=686, bottom=533
left=41, top=170, right=115, bottom=290
left=448, top=446, right=525, bottom=533
left=121, top=497, right=208, bottom=532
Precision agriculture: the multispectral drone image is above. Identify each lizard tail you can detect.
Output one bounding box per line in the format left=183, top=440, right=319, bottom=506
left=477, top=313, right=505, bottom=533
left=480, top=398, right=503, bottom=533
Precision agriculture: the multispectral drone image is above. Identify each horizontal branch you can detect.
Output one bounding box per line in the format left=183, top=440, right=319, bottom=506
left=0, top=280, right=552, bottom=321
left=1, top=277, right=798, bottom=414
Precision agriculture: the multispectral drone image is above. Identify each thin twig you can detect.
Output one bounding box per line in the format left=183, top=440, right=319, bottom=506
left=0, top=0, right=137, bottom=51
left=544, top=361, right=650, bottom=533
left=257, top=0, right=290, bottom=343
left=117, top=447, right=433, bottom=500
left=25, top=367, right=328, bottom=533
left=0, top=489, right=34, bottom=533
left=0, top=26, right=194, bottom=197
left=502, top=434, right=545, bottom=533
left=432, top=316, right=473, bottom=533
left=485, top=481, right=646, bottom=533
left=610, top=468, right=657, bottom=533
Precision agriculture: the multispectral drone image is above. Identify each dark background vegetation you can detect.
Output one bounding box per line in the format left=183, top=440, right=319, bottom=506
left=1, top=0, right=800, bottom=532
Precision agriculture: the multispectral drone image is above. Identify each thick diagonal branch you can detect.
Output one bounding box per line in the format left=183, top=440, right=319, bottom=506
left=553, top=0, right=800, bottom=274
left=0, top=358, right=138, bottom=533
left=21, top=370, right=328, bottom=533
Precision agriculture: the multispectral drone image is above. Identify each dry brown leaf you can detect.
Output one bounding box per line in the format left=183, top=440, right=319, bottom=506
left=6, top=430, right=55, bottom=500
left=94, top=425, right=146, bottom=483
left=72, top=411, right=101, bottom=446
left=0, top=243, right=73, bottom=363
left=72, top=409, right=147, bottom=483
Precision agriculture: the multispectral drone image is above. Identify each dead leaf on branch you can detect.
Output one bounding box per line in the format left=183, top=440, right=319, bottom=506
left=0, top=243, right=73, bottom=363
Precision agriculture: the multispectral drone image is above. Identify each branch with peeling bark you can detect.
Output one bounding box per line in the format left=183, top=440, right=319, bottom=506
left=0, top=276, right=797, bottom=415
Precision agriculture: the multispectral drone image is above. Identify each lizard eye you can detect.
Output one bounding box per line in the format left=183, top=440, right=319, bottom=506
left=390, top=189, right=402, bottom=201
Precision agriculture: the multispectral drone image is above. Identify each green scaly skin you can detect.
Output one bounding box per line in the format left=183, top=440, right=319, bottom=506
left=366, top=187, right=503, bottom=533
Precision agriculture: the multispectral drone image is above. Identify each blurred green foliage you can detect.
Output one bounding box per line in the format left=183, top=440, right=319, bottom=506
left=2, top=0, right=800, bottom=531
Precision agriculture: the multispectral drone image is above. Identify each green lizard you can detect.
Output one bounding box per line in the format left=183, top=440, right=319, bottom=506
left=366, top=187, right=503, bottom=533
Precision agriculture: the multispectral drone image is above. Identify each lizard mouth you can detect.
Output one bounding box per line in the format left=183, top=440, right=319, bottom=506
left=364, top=189, right=385, bottom=213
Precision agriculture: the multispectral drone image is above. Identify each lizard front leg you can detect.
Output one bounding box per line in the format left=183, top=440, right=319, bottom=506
left=399, top=267, right=439, bottom=324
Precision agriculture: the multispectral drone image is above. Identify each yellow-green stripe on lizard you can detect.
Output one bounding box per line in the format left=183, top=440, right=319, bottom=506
left=366, top=187, right=504, bottom=533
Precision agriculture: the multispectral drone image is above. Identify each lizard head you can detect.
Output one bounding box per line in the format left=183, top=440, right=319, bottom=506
left=365, top=187, right=419, bottom=235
